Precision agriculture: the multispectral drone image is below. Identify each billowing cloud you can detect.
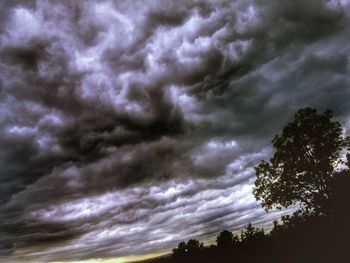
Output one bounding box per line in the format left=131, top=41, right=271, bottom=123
left=1, top=0, right=350, bottom=261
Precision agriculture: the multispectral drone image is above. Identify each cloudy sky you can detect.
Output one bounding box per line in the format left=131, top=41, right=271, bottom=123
left=1, top=0, right=350, bottom=262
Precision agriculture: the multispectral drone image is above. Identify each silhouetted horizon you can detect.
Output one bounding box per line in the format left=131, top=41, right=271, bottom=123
left=1, top=0, right=350, bottom=262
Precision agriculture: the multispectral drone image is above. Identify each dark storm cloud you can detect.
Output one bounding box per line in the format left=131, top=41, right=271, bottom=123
left=1, top=0, right=350, bottom=261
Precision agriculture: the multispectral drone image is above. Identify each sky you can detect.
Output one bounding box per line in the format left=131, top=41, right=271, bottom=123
left=1, top=0, right=350, bottom=262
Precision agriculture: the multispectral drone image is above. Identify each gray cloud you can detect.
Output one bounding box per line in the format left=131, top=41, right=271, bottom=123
left=1, top=0, right=350, bottom=261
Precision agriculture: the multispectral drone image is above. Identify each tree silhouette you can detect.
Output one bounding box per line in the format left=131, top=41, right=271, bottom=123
left=172, top=241, right=187, bottom=258
left=240, top=223, right=265, bottom=243
left=172, top=238, right=204, bottom=261
left=186, top=239, right=204, bottom=252
left=254, top=108, right=348, bottom=215
left=216, top=230, right=233, bottom=249
left=170, top=108, right=350, bottom=263
left=269, top=210, right=311, bottom=238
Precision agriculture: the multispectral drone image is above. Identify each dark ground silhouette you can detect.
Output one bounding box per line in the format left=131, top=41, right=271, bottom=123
left=134, top=108, right=350, bottom=263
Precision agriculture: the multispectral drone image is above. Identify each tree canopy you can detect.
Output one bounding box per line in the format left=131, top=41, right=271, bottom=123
left=240, top=223, right=265, bottom=243
left=254, top=108, right=349, bottom=215
left=170, top=107, right=350, bottom=263
left=216, top=230, right=234, bottom=249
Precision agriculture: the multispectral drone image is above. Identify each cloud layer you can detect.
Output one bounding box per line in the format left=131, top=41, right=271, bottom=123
left=1, top=0, right=350, bottom=261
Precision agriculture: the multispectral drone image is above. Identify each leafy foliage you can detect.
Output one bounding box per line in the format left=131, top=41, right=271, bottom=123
left=172, top=239, right=204, bottom=261
left=216, top=230, right=240, bottom=249
left=240, top=223, right=265, bottom=243
left=169, top=108, right=350, bottom=263
left=216, top=230, right=233, bottom=249
left=254, top=108, right=348, bottom=215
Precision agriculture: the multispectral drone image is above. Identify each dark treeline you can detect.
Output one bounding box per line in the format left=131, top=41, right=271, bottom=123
left=171, top=205, right=350, bottom=263
left=155, top=108, right=350, bottom=263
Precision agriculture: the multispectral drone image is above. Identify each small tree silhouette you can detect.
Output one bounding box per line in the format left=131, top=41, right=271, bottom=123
left=172, top=239, right=204, bottom=260
left=186, top=239, right=203, bottom=252
left=216, top=230, right=233, bottom=249
left=240, top=223, right=265, bottom=243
